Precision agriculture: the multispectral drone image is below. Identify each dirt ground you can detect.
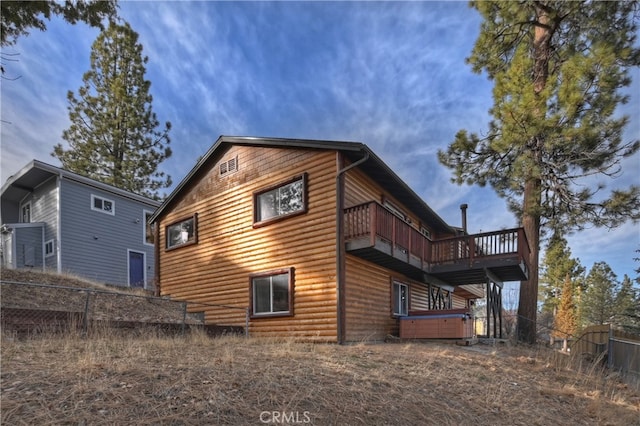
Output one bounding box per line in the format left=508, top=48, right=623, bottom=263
left=1, top=268, right=639, bottom=425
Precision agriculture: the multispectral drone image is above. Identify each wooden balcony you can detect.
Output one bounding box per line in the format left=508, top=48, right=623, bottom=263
left=344, top=201, right=530, bottom=286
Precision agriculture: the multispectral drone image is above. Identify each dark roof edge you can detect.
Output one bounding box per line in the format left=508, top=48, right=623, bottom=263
left=149, top=135, right=367, bottom=223
left=1, top=159, right=161, bottom=207
left=149, top=135, right=454, bottom=233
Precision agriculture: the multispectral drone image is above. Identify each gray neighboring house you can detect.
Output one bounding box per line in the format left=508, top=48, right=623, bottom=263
left=1, top=160, right=160, bottom=289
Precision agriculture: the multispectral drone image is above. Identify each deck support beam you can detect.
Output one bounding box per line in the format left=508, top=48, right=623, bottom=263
left=485, top=270, right=503, bottom=339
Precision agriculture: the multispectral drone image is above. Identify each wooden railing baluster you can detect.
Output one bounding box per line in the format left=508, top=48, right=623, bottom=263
left=343, top=202, right=531, bottom=271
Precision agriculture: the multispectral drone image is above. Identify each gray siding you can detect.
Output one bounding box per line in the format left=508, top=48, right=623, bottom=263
left=59, top=178, right=157, bottom=288
left=14, top=225, right=44, bottom=269
left=28, top=177, right=59, bottom=270
left=1, top=199, right=19, bottom=223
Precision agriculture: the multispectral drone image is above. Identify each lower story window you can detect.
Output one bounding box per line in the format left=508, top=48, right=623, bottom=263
left=44, top=240, right=55, bottom=257
left=393, top=281, right=408, bottom=316
left=251, top=268, right=294, bottom=317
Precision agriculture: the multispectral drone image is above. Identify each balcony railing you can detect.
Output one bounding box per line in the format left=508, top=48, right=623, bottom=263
left=344, top=201, right=530, bottom=282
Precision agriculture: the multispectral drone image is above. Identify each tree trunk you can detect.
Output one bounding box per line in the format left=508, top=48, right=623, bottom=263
left=516, top=5, right=552, bottom=344
left=517, top=176, right=541, bottom=344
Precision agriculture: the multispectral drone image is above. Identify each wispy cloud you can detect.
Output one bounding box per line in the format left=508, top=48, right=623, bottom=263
left=1, top=1, right=637, bottom=276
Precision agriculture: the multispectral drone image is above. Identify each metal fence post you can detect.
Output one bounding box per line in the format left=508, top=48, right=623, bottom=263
left=182, top=301, right=187, bottom=336
left=82, top=290, right=91, bottom=336
left=245, top=307, right=250, bottom=338
left=608, top=325, right=613, bottom=369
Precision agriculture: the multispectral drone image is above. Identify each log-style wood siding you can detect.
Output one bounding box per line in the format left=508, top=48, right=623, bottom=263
left=156, top=143, right=474, bottom=342
left=157, top=146, right=338, bottom=341
left=342, top=166, right=466, bottom=341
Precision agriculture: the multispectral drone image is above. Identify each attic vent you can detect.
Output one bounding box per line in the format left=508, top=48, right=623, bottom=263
left=220, top=156, right=238, bottom=176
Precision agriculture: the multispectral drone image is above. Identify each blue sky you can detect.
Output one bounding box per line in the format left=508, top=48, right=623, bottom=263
left=1, top=1, right=639, bottom=287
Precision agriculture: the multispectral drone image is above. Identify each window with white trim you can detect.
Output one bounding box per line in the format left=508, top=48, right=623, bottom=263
left=420, top=226, right=432, bottom=239
left=254, top=174, right=307, bottom=225
left=166, top=214, right=197, bottom=249
left=384, top=199, right=409, bottom=222
left=144, top=210, right=155, bottom=245
left=21, top=202, right=31, bottom=223
left=251, top=268, right=294, bottom=317
left=392, top=281, right=409, bottom=317
left=91, top=195, right=114, bottom=215
left=45, top=240, right=55, bottom=257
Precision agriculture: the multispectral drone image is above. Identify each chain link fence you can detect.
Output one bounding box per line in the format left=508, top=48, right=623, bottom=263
left=1, top=280, right=248, bottom=337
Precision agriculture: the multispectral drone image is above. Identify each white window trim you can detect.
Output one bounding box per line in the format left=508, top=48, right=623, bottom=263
left=143, top=210, right=154, bottom=246
left=127, top=249, right=147, bottom=288
left=392, top=281, right=409, bottom=317
left=20, top=201, right=32, bottom=223
left=91, top=194, right=115, bottom=215
left=420, top=226, right=432, bottom=240
left=383, top=199, right=409, bottom=223
left=44, top=239, right=55, bottom=258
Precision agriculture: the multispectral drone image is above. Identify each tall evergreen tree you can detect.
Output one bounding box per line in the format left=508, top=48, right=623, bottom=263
left=53, top=21, right=171, bottom=199
left=581, top=262, right=618, bottom=326
left=539, top=233, right=583, bottom=315
left=438, top=1, right=640, bottom=343
left=615, top=274, right=639, bottom=333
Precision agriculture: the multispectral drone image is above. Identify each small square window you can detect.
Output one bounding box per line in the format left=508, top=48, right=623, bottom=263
left=420, top=227, right=432, bottom=239
left=45, top=240, right=55, bottom=257
left=251, top=268, right=294, bottom=317
left=392, top=281, right=409, bottom=317
left=166, top=214, right=197, bottom=249
left=254, top=174, right=307, bottom=225
left=91, top=195, right=115, bottom=215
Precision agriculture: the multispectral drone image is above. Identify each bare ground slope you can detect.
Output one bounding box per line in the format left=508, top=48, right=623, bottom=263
left=1, top=268, right=639, bottom=425
left=0, top=268, right=197, bottom=324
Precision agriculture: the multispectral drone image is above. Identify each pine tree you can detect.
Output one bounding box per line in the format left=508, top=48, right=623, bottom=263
left=539, top=233, right=583, bottom=315
left=615, top=274, right=639, bottom=333
left=553, top=274, right=577, bottom=351
left=581, top=262, right=619, bottom=326
left=52, top=21, right=172, bottom=199
left=438, top=1, right=640, bottom=343
left=1, top=0, right=118, bottom=47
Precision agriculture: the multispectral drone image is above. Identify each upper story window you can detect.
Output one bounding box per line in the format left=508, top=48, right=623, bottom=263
left=166, top=214, right=197, bottom=250
left=254, top=174, right=307, bottom=226
left=420, top=226, right=432, bottom=239
left=392, top=281, right=409, bottom=317
left=383, top=199, right=409, bottom=223
left=250, top=268, right=294, bottom=317
left=144, top=210, right=155, bottom=245
left=91, top=195, right=115, bottom=215
left=21, top=202, right=31, bottom=223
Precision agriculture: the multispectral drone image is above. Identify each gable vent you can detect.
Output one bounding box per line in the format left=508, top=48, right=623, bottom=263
left=220, top=156, right=238, bottom=176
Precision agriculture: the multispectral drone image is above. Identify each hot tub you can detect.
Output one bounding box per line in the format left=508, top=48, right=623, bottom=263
left=399, top=309, right=474, bottom=339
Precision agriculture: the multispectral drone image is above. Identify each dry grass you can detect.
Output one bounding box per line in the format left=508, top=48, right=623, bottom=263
left=2, top=269, right=639, bottom=425
left=1, top=269, right=199, bottom=324
left=2, top=332, right=639, bottom=425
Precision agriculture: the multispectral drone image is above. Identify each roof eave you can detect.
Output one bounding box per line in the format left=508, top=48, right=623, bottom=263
left=149, top=136, right=454, bottom=234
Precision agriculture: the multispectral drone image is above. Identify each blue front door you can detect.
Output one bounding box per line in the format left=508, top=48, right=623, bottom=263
left=129, top=251, right=145, bottom=287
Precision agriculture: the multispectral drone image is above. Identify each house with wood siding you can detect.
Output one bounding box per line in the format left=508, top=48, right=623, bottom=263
left=1, top=160, right=160, bottom=289
left=149, top=136, right=530, bottom=342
